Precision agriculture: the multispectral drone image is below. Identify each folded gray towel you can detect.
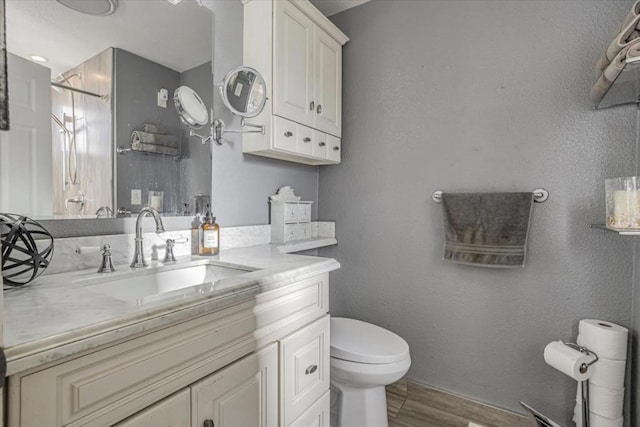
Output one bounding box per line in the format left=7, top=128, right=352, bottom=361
left=142, top=123, right=167, bottom=134
left=131, top=131, right=178, bottom=148
left=441, top=192, right=534, bottom=268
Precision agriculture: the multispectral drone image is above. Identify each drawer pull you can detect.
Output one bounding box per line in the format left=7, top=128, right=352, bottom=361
left=284, top=131, right=293, bottom=137
left=303, top=137, right=311, bottom=142
left=305, top=364, right=318, bottom=375
left=204, top=420, right=215, bottom=427
left=333, top=146, right=340, bottom=151
left=318, top=142, right=326, bottom=147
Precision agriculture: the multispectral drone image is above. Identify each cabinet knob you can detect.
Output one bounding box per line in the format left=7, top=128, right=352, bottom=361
left=305, top=364, right=318, bottom=375
left=303, top=137, right=311, bottom=142
left=316, top=104, right=322, bottom=114
left=318, top=141, right=326, bottom=147
left=310, top=101, right=315, bottom=111
left=203, top=420, right=215, bottom=427
left=333, top=146, right=340, bottom=151
left=284, top=131, right=293, bottom=137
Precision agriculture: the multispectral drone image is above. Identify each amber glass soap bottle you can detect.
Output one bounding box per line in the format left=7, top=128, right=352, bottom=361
left=199, top=213, right=220, bottom=256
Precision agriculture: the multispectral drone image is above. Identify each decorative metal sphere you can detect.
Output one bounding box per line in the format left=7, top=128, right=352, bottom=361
left=0, top=213, right=54, bottom=286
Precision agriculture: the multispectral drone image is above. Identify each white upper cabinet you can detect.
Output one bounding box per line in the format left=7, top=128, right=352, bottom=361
left=313, top=28, right=342, bottom=136
left=274, top=1, right=315, bottom=127
left=243, top=0, right=349, bottom=166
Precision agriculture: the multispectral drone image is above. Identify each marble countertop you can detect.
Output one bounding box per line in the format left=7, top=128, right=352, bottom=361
left=3, top=244, right=340, bottom=375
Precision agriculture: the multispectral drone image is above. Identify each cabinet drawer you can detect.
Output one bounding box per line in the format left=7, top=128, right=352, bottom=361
left=113, top=389, right=190, bottom=427
left=312, top=129, right=328, bottom=159
left=289, top=390, right=330, bottom=427
left=297, top=203, right=312, bottom=222
left=280, top=316, right=330, bottom=426
left=273, top=116, right=297, bottom=152
left=299, top=223, right=312, bottom=240
left=285, top=202, right=298, bottom=223
left=297, top=123, right=313, bottom=156
left=326, top=134, right=341, bottom=163
left=285, top=224, right=300, bottom=241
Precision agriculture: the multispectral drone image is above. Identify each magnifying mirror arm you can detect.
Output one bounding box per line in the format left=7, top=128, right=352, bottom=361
left=212, top=118, right=265, bottom=145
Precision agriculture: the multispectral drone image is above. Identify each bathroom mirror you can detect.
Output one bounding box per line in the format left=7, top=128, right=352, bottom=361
left=1, top=0, right=213, bottom=219
left=212, top=66, right=266, bottom=145
left=219, top=66, right=267, bottom=118
left=174, top=86, right=209, bottom=130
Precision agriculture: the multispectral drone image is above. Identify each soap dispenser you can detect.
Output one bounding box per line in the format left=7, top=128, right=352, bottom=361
left=198, top=206, right=219, bottom=256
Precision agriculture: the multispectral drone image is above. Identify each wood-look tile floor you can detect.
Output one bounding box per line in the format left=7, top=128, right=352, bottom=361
left=386, top=380, right=536, bottom=427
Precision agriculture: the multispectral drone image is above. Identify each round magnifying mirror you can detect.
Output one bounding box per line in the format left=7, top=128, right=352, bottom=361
left=219, top=66, right=267, bottom=118
left=174, top=86, right=209, bottom=130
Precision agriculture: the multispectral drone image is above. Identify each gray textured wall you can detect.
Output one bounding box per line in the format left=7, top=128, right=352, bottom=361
left=319, top=1, right=637, bottom=423
left=208, top=0, right=319, bottom=227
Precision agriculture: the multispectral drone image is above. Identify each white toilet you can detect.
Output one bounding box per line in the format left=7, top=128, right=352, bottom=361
left=329, top=317, right=411, bottom=427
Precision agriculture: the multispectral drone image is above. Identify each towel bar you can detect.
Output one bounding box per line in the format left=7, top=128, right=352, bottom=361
left=431, top=188, right=549, bottom=204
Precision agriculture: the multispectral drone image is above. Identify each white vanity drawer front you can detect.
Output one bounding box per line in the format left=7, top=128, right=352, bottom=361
left=273, top=116, right=297, bottom=153
left=297, top=123, right=314, bottom=156
left=326, top=134, right=341, bottom=163
left=280, top=315, right=330, bottom=426
left=298, top=203, right=312, bottom=222
left=113, top=389, right=190, bottom=427
left=285, top=202, right=298, bottom=223
left=289, top=390, right=330, bottom=427
left=14, top=274, right=329, bottom=427
left=311, top=129, right=328, bottom=159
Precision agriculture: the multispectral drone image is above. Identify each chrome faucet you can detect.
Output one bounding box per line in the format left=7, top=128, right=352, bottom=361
left=130, top=207, right=165, bottom=268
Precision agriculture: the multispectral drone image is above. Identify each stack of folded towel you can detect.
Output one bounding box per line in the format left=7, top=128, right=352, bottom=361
left=591, top=1, right=640, bottom=104
left=130, top=123, right=179, bottom=156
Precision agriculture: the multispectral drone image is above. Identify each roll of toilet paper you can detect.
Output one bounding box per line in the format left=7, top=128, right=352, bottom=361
left=578, top=319, right=628, bottom=361
left=573, top=403, right=623, bottom=427
left=589, top=358, right=626, bottom=389
left=543, top=341, right=593, bottom=381
left=576, top=384, right=624, bottom=419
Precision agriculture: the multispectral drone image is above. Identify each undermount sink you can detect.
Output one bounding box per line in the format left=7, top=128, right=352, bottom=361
left=79, top=261, right=253, bottom=305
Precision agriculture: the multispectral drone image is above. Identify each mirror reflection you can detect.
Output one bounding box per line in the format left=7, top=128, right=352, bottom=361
left=1, top=0, right=213, bottom=219
left=219, top=66, right=267, bottom=118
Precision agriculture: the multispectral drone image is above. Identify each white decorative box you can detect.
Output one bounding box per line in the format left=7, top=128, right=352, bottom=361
left=270, top=186, right=314, bottom=244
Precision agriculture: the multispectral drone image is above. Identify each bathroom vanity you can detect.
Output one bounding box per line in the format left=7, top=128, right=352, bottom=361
left=3, top=246, right=339, bottom=427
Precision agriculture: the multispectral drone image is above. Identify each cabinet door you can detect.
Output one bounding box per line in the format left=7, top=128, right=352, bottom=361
left=280, top=316, right=330, bottom=426
left=191, top=344, right=278, bottom=427
left=313, top=28, right=342, bottom=137
left=289, top=391, right=330, bottom=427
left=274, top=1, right=314, bottom=127
left=114, top=389, right=190, bottom=427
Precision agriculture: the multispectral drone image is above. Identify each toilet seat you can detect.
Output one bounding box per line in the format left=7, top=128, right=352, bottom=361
left=330, top=317, right=410, bottom=364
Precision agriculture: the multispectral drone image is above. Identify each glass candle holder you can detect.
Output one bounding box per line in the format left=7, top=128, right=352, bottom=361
left=148, top=190, right=164, bottom=212
left=606, top=177, right=640, bottom=229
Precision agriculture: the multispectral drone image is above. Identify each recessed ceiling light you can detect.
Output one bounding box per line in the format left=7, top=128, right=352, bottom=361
left=56, top=0, right=118, bottom=16
left=167, top=0, right=183, bottom=4
left=30, top=55, right=48, bottom=62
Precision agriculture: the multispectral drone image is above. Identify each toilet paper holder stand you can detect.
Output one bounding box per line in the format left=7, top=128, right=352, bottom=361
left=564, top=342, right=599, bottom=427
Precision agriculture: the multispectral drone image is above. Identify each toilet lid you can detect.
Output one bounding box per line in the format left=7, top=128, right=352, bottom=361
left=330, top=317, right=410, bottom=364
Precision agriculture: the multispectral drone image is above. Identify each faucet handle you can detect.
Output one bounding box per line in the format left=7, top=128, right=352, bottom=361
left=163, top=238, right=188, bottom=263
left=98, top=244, right=117, bottom=273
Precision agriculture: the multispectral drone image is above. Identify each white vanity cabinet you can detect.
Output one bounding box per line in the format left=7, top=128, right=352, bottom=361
left=243, top=0, right=349, bottom=166
left=6, top=273, right=331, bottom=427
